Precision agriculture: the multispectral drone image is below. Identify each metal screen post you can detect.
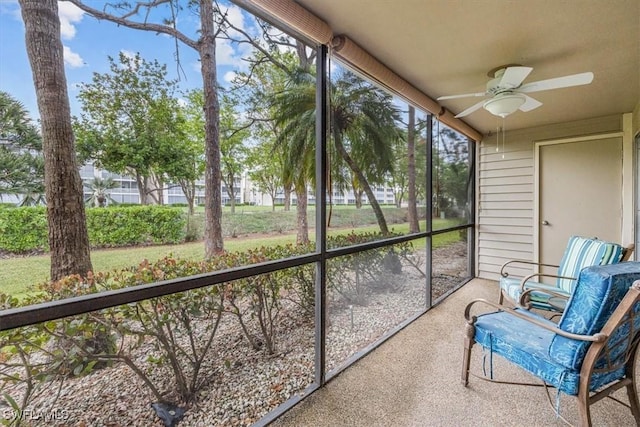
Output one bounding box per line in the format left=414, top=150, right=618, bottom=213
left=314, top=44, right=328, bottom=387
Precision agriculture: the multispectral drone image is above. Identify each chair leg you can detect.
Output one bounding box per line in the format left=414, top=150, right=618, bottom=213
left=625, top=344, right=640, bottom=423
left=576, top=378, right=591, bottom=427
left=577, top=388, right=593, bottom=427
left=625, top=383, right=640, bottom=423
left=461, top=323, right=475, bottom=387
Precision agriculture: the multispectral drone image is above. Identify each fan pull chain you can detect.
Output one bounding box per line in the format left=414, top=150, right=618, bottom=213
left=501, top=117, right=506, bottom=159
left=495, top=119, right=506, bottom=158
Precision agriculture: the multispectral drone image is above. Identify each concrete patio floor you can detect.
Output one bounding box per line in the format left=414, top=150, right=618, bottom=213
left=273, top=278, right=639, bottom=427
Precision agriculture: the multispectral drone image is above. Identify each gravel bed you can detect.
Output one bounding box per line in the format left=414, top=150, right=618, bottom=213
left=1, top=243, right=468, bottom=426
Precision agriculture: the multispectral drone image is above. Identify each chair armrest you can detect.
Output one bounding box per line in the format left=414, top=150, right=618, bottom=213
left=463, top=298, right=607, bottom=343
left=500, top=260, right=560, bottom=278
left=518, top=272, right=575, bottom=292
left=621, top=243, right=635, bottom=261
left=519, top=287, right=569, bottom=308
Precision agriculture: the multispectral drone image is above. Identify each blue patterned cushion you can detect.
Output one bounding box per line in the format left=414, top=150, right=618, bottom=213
left=473, top=309, right=627, bottom=395
left=550, top=262, right=640, bottom=371
left=475, top=262, right=640, bottom=396
left=555, top=236, right=624, bottom=293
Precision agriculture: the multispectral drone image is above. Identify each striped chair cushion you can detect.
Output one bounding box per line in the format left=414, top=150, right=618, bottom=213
left=555, top=236, right=624, bottom=293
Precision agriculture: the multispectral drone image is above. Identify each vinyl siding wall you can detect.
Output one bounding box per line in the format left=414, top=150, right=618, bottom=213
left=476, top=114, right=624, bottom=281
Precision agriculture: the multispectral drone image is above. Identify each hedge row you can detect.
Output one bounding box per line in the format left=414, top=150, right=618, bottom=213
left=0, top=206, right=185, bottom=253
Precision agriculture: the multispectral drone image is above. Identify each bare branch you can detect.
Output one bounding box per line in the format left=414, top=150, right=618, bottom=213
left=225, top=118, right=258, bottom=140
left=256, top=19, right=297, bottom=49
left=63, top=0, right=198, bottom=50
left=229, top=55, right=273, bottom=90
left=217, top=20, right=292, bottom=74
left=108, top=0, right=172, bottom=20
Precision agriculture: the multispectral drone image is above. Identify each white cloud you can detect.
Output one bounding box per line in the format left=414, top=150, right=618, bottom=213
left=222, top=5, right=247, bottom=34
left=118, top=50, right=140, bottom=70
left=120, top=49, right=136, bottom=60
left=58, top=2, right=84, bottom=40
left=216, top=39, right=239, bottom=66
left=63, top=45, right=84, bottom=68
left=119, top=49, right=138, bottom=65
left=216, top=38, right=253, bottom=69
left=223, top=71, right=237, bottom=83
left=0, top=0, right=22, bottom=21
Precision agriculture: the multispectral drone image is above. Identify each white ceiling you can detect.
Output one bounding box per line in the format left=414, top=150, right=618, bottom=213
left=295, top=0, right=640, bottom=136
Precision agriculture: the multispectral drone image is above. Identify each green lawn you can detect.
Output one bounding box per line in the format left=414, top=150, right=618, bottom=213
left=1, top=217, right=466, bottom=297
left=0, top=234, right=296, bottom=297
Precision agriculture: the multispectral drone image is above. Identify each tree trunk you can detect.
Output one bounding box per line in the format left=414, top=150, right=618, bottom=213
left=395, top=192, right=403, bottom=208
left=333, top=128, right=389, bottom=235
left=134, top=173, right=149, bottom=205
left=154, top=173, right=164, bottom=205
left=355, top=192, right=362, bottom=209
left=407, top=106, right=420, bottom=233
left=294, top=183, right=309, bottom=245
left=225, top=173, right=236, bottom=214
left=144, top=173, right=162, bottom=205
left=200, top=0, right=224, bottom=258
left=178, top=179, right=196, bottom=216
left=283, top=185, right=291, bottom=211
left=20, top=0, right=93, bottom=281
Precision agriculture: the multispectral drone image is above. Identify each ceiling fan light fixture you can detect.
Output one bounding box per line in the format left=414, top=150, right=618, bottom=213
left=483, top=93, right=526, bottom=118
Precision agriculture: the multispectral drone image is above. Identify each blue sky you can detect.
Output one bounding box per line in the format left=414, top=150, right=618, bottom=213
left=0, top=0, right=254, bottom=121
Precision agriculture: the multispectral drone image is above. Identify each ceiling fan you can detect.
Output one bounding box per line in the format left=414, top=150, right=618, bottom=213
left=437, top=65, right=594, bottom=118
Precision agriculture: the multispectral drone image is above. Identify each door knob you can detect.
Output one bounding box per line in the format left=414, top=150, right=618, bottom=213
left=541, top=220, right=550, bottom=226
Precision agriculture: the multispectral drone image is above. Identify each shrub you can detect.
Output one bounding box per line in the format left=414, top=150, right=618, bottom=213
left=86, top=206, right=186, bottom=247
left=220, top=246, right=301, bottom=354
left=112, top=258, right=225, bottom=402
left=1, top=259, right=225, bottom=407
left=0, top=205, right=187, bottom=253
left=184, top=213, right=204, bottom=242
left=0, top=283, right=115, bottom=424
left=325, top=232, right=412, bottom=305
left=0, top=206, right=48, bottom=253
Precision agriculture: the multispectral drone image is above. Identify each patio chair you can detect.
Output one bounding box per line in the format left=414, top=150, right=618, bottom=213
left=499, top=236, right=634, bottom=311
left=462, top=262, right=640, bottom=426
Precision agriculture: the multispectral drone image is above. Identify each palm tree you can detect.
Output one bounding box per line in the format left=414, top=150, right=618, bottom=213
left=330, top=73, right=401, bottom=234
left=272, top=70, right=317, bottom=244
left=0, top=91, right=45, bottom=205
left=84, top=177, right=118, bottom=207
left=273, top=69, right=401, bottom=238
left=19, top=187, right=46, bottom=206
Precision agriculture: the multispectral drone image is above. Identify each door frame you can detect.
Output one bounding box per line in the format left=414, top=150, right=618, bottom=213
left=533, top=131, right=626, bottom=264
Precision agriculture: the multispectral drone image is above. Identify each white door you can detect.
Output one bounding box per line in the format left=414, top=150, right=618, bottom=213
left=538, top=136, right=622, bottom=272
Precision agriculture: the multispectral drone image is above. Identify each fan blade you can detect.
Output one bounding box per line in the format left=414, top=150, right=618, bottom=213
left=499, top=66, right=533, bottom=88
left=454, top=100, right=485, bottom=118
left=518, top=72, right=594, bottom=93
left=437, top=92, right=486, bottom=100
left=519, top=95, right=542, bottom=112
